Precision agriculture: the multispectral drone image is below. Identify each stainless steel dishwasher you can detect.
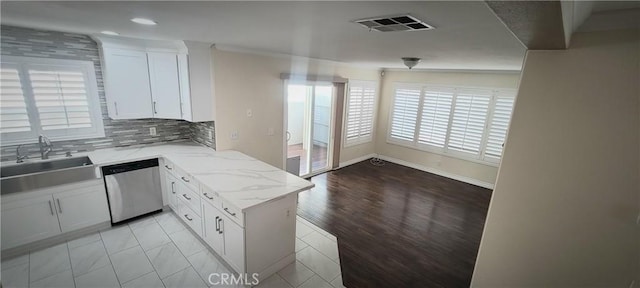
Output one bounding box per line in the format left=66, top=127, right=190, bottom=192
left=102, top=158, right=162, bottom=224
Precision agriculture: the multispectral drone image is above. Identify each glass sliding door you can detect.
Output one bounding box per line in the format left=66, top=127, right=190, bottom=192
left=286, top=82, right=334, bottom=177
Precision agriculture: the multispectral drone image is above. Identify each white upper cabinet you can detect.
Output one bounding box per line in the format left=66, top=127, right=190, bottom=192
left=94, top=36, right=215, bottom=122
left=181, top=41, right=216, bottom=122
left=147, top=52, right=182, bottom=119
left=102, top=48, right=153, bottom=119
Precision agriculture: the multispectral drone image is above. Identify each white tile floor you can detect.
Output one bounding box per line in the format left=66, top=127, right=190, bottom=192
left=1, top=212, right=345, bottom=288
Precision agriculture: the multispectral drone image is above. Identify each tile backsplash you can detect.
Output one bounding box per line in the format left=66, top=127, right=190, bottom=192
left=0, top=25, right=215, bottom=162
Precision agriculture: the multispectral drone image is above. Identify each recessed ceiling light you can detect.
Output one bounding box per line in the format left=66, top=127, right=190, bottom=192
left=101, top=31, right=119, bottom=36
left=131, top=18, right=157, bottom=25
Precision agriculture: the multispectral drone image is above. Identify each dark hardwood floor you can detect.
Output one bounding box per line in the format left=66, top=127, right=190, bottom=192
left=297, top=160, right=493, bottom=288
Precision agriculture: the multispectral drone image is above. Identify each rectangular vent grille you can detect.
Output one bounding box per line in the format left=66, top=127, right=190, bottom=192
left=355, top=14, right=435, bottom=32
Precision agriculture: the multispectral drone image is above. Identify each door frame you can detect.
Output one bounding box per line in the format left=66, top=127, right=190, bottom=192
left=283, top=80, right=338, bottom=178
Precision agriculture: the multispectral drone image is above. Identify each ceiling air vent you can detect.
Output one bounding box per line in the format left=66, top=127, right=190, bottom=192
left=355, top=14, right=435, bottom=32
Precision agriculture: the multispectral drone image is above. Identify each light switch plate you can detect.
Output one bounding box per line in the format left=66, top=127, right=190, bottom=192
left=231, top=131, right=239, bottom=140
left=149, top=127, right=157, bottom=136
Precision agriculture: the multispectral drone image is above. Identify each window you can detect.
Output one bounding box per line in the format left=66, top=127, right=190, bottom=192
left=388, top=83, right=516, bottom=164
left=344, top=80, right=377, bottom=146
left=0, top=56, right=104, bottom=145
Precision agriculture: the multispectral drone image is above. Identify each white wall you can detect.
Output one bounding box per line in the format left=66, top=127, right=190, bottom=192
left=212, top=48, right=380, bottom=168
left=472, top=29, right=640, bottom=287
left=376, top=70, right=521, bottom=185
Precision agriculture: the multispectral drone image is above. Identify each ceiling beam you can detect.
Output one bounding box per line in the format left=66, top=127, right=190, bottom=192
left=485, top=0, right=567, bottom=49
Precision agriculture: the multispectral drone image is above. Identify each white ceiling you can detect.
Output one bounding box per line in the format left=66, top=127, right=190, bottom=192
left=0, top=1, right=527, bottom=70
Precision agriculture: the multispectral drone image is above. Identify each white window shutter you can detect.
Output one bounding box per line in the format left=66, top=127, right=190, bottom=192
left=0, top=67, right=32, bottom=134
left=29, top=70, right=94, bottom=131
left=448, top=89, right=491, bottom=155
left=418, top=87, right=453, bottom=148
left=390, top=86, right=421, bottom=142
left=484, top=91, right=516, bottom=160
left=345, top=81, right=377, bottom=146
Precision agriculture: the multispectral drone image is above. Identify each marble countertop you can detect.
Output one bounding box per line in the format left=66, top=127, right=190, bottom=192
left=4, top=142, right=314, bottom=211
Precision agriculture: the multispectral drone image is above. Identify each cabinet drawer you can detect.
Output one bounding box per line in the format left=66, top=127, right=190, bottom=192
left=161, top=158, right=176, bottom=176
left=175, top=167, right=199, bottom=192
left=221, top=201, right=244, bottom=227
left=201, top=186, right=220, bottom=209
left=177, top=201, right=202, bottom=236
left=177, top=182, right=201, bottom=216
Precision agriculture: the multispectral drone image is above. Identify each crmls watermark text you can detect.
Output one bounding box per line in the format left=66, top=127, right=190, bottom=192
left=208, top=273, right=260, bottom=286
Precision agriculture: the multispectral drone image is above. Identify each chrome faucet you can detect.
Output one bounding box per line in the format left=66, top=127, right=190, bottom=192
left=38, top=135, right=53, bottom=160
left=16, top=144, right=28, bottom=163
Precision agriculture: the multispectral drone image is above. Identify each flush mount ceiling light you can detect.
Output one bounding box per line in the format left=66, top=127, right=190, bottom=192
left=354, top=14, right=435, bottom=32
left=131, top=18, right=157, bottom=25
left=402, top=57, right=421, bottom=69
left=100, top=31, right=119, bottom=36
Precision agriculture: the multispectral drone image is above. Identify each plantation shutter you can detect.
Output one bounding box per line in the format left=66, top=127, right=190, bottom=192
left=448, top=89, right=491, bottom=155
left=0, top=67, right=32, bottom=134
left=29, top=69, right=93, bottom=130
left=484, top=91, right=516, bottom=160
left=345, top=81, right=376, bottom=145
left=390, top=86, right=421, bottom=142
left=418, top=87, right=453, bottom=148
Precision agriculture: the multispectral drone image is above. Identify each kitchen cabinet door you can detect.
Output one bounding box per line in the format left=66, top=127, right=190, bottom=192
left=147, top=52, right=182, bottom=119
left=202, top=201, right=224, bottom=255
left=102, top=48, right=153, bottom=119
left=221, top=213, right=245, bottom=273
left=54, top=184, right=110, bottom=232
left=1, top=194, right=61, bottom=250
left=165, top=172, right=178, bottom=210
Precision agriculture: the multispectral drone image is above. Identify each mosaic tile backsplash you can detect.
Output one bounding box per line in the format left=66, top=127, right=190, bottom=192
left=0, top=25, right=216, bottom=162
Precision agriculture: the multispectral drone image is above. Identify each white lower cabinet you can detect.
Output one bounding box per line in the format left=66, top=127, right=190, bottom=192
left=202, top=201, right=224, bottom=255
left=220, top=212, right=245, bottom=272
left=164, top=172, right=178, bottom=210
left=1, top=180, right=110, bottom=251
left=54, top=184, right=110, bottom=233
left=1, top=194, right=62, bottom=250
left=202, top=201, right=245, bottom=273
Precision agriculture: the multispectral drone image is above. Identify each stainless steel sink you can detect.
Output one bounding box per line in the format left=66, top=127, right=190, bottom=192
left=1, top=156, right=98, bottom=195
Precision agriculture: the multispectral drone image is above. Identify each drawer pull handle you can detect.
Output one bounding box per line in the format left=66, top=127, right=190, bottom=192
left=181, top=176, right=190, bottom=183
left=215, top=216, right=220, bottom=231
left=56, top=199, right=62, bottom=213
left=48, top=200, right=54, bottom=215
left=218, top=218, right=223, bottom=234
left=165, top=165, right=172, bottom=170
left=182, top=194, right=191, bottom=200
left=171, top=182, right=176, bottom=194
left=184, top=214, right=193, bottom=221
left=203, top=192, right=214, bottom=200
left=224, top=207, right=236, bottom=217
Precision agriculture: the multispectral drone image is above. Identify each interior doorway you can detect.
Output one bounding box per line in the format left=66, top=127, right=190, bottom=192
left=285, top=83, right=335, bottom=178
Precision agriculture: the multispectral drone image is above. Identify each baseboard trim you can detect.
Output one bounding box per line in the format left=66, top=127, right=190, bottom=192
left=376, top=155, right=495, bottom=189
left=1, top=221, right=111, bottom=259
left=338, top=153, right=378, bottom=169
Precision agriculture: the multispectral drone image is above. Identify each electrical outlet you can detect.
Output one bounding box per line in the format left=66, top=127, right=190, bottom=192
left=246, top=109, right=252, bottom=117
left=149, top=127, right=157, bottom=136
left=231, top=131, right=239, bottom=140
left=208, top=129, right=213, bottom=139
left=267, top=127, right=274, bottom=136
